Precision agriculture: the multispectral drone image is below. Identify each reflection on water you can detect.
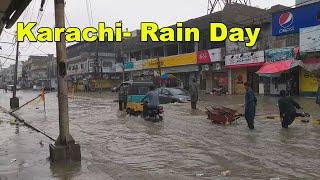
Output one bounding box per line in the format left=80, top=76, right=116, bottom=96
left=50, top=161, right=81, bottom=180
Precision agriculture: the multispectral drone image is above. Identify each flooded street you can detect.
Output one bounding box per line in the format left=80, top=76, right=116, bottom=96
left=0, top=90, right=319, bottom=179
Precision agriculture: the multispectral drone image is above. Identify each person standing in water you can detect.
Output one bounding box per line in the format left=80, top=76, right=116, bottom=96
left=244, top=82, right=257, bottom=130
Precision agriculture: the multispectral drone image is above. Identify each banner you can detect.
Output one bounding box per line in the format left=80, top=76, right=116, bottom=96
left=225, top=51, right=265, bottom=67
left=145, top=53, right=196, bottom=69
left=300, top=69, right=319, bottom=93
left=272, top=1, right=320, bottom=36
left=300, top=25, right=320, bottom=53
left=197, top=48, right=222, bottom=64
left=265, top=47, right=295, bottom=62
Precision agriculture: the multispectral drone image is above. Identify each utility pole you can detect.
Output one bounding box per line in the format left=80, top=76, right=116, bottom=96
left=157, top=52, right=162, bottom=87
left=10, top=40, right=19, bottom=109
left=49, top=0, right=81, bottom=162
left=121, top=51, right=125, bottom=82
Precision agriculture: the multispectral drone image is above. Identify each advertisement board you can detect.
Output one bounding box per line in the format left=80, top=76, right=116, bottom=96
left=265, top=47, right=295, bottom=62
left=272, top=1, right=320, bottom=36
left=225, top=51, right=265, bottom=67
left=197, top=48, right=222, bottom=64
left=300, top=25, right=320, bottom=52
left=145, top=53, right=196, bottom=69
left=299, top=69, right=319, bottom=93
left=124, top=62, right=134, bottom=71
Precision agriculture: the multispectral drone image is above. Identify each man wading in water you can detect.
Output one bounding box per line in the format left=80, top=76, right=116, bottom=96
left=244, top=82, right=257, bottom=130
left=278, top=90, right=309, bottom=128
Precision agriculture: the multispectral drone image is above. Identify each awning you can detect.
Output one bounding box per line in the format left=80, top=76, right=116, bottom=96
left=160, top=73, right=178, bottom=80
left=256, top=60, right=302, bottom=76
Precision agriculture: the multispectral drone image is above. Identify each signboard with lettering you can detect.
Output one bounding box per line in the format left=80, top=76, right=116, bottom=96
left=265, top=47, right=295, bottom=62
left=272, top=1, right=320, bottom=36
left=225, top=51, right=265, bottom=67
left=300, top=25, right=320, bottom=53
left=197, top=48, right=222, bottom=64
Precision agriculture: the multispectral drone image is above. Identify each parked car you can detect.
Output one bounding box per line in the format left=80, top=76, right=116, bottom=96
left=156, top=87, right=190, bottom=104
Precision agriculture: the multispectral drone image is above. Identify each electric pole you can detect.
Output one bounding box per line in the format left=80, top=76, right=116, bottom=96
left=10, top=40, right=19, bottom=109
left=49, top=0, right=81, bottom=162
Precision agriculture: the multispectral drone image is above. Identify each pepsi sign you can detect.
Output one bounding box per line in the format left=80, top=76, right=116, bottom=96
left=272, top=1, right=320, bottom=36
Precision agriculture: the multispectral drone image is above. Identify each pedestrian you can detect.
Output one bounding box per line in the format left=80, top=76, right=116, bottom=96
left=278, top=90, right=307, bottom=128
left=189, top=78, right=198, bottom=110
left=4, top=85, right=7, bottom=93
left=244, top=82, right=257, bottom=130
left=118, top=84, right=128, bottom=111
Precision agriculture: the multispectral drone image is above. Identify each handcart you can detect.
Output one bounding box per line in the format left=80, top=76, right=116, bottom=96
left=205, top=106, right=243, bottom=125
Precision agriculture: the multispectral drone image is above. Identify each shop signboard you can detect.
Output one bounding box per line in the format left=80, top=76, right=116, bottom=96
left=225, top=51, right=265, bottom=67
left=272, top=1, right=320, bottom=36
left=124, top=62, right=134, bottom=71
left=299, top=69, right=319, bottom=93
left=145, top=53, right=196, bottom=69
left=265, top=47, right=295, bottom=62
left=300, top=25, right=320, bottom=52
left=197, top=48, right=222, bottom=64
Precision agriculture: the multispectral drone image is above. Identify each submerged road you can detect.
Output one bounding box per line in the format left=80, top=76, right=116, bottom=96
left=0, top=90, right=319, bottom=179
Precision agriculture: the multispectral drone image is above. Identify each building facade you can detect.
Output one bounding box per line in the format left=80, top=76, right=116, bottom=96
left=66, top=42, right=120, bottom=91
left=116, top=2, right=320, bottom=96
left=22, top=54, right=55, bottom=89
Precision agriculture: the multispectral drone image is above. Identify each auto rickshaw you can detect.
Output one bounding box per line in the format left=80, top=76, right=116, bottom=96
left=125, top=80, right=154, bottom=116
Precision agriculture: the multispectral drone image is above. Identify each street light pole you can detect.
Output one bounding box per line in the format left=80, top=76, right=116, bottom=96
left=10, top=41, right=19, bottom=109
left=49, top=0, right=81, bottom=162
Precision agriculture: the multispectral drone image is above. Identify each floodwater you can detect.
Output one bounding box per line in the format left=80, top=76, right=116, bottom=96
left=0, top=90, right=319, bottom=179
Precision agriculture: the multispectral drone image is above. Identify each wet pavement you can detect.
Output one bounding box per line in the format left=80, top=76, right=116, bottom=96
left=0, top=90, right=319, bottom=179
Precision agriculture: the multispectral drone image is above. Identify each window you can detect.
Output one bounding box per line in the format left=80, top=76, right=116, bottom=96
left=102, top=61, right=112, bottom=67
left=81, top=64, right=84, bottom=69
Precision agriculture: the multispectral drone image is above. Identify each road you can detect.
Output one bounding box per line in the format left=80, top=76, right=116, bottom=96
left=0, top=90, right=319, bottom=179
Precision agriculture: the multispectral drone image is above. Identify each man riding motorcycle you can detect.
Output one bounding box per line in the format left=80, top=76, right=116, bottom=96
left=142, top=85, right=160, bottom=118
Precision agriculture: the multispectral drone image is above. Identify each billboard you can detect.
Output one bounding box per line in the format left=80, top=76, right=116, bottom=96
left=265, top=47, right=295, bottom=62
left=272, top=1, right=320, bottom=36
left=145, top=53, right=196, bottom=69
left=300, top=25, right=320, bottom=52
left=225, top=51, right=265, bottom=67
left=197, top=48, right=222, bottom=64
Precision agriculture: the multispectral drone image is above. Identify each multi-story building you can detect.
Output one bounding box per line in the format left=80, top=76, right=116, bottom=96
left=0, top=62, right=23, bottom=88
left=66, top=42, right=120, bottom=90
left=22, top=54, right=55, bottom=89
left=117, top=3, right=275, bottom=93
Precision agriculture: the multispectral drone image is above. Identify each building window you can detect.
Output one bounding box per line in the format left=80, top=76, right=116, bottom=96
left=103, top=61, right=112, bottom=67
left=81, top=64, right=84, bottom=69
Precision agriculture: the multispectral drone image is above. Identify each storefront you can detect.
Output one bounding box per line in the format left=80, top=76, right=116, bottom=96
left=197, top=48, right=227, bottom=92
left=260, top=47, right=300, bottom=95
left=225, top=51, right=265, bottom=94
left=123, top=53, right=198, bottom=88
left=161, top=65, right=199, bottom=89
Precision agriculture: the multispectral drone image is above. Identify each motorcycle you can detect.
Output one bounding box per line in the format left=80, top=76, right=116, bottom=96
left=144, top=105, right=164, bottom=122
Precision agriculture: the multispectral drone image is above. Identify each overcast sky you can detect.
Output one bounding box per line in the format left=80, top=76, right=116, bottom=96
left=0, top=0, right=294, bottom=67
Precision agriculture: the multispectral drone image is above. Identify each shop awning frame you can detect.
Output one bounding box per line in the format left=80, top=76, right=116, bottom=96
left=256, top=60, right=302, bottom=76
left=225, top=62, right=265, bottom=69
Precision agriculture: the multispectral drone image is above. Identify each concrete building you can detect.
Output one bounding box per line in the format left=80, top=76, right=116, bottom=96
left=117, top=3, right=277, bottom=93
left=0, top=61, right=23, bottom=88
left=22, top=55, right=55, bottom=89
left=66, top=42, right=120, bottom=90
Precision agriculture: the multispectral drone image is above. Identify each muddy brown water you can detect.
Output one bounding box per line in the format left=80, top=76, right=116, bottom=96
left=0, top=91, right=319, bottom=179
